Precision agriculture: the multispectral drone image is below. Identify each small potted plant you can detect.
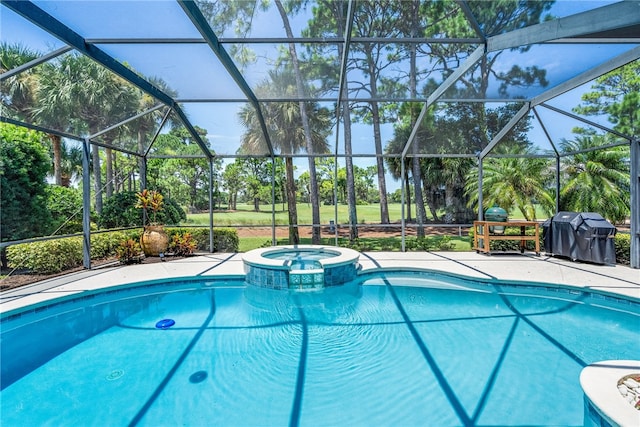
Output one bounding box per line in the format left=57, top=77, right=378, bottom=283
left=136, top=189, right=169, bottom=256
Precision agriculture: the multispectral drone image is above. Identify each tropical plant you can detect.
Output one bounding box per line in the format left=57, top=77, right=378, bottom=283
left=116, top=239, right=144, bottom=264
left=169, top=232, right=197, bottom=257
left=559, top=135, right=630, bottom=224
left=34, top=53, right=140, bottom=213
left=135, top=189, right=164, bottom=225
left=0, top=42, right=40, bottom=119
left=0, top=42, right=70, bottom=187
left=465, top=147, right=555, bottom=221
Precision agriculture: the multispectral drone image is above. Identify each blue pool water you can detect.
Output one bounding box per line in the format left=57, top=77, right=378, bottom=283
left=263, top=250, right=332, bottom=261
left=1, top=270, right=638, bottom=426
left=263, top=249, right=331, bottom=270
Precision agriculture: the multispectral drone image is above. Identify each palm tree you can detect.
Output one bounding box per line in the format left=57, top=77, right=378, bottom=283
left=0, top=42, right=39, bottom=118
left=59, top=140, right=83, bottom=187
left=274, top=0, right=329, bottom=244
left=35, top=53, right=139, bottom=213
left=465, top=147, right=555, bottom=221
left=384, top=128, right=414, bottom=221
left=0, top=43, right=69, bottom=187
left=306, top=0, right=360, bottom=241
left=130, top=77, right=177, bottom=193
left=31, top=56, right=77, bottom=187
left=560, top=135, right=630, bottom=224
left=239, top=69, right=331, bottom=244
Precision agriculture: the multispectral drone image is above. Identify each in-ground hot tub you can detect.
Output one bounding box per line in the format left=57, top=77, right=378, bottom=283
left=242, top=245, right=360, bottom=290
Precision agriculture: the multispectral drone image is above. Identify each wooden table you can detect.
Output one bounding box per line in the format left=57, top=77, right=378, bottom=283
left=473, top=221, right=540, bottom=255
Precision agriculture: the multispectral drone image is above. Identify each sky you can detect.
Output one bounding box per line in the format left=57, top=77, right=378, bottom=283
left=1, top=1, right=635, bottom=191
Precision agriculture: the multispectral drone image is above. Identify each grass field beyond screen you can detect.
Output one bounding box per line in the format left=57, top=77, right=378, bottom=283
left=184, top=203, right=547, bottom=226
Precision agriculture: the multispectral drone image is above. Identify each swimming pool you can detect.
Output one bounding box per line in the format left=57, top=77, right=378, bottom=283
left=1, top=270, right=638, bottom=426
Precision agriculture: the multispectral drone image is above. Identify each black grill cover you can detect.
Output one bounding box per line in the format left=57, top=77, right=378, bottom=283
left=542, top=212, right=616, bottom=265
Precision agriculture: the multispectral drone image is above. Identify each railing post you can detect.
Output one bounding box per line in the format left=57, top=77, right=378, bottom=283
left=630, top=139, right=639, bottom=268
left=82, top=138, right=91, bottom=269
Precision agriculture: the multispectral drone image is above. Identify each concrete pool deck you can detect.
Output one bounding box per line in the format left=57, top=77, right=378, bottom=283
left=1, top=251, right=639, bottom=314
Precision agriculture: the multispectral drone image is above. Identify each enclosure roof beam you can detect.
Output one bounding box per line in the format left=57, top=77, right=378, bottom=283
left=530, top=46, right=640, bottom=107
left=334, top=0, right=355, bottom=141
left=456, top=1, right=486, bottom=43
left=86, top=37, right=483, bottom=45
left=2, top=0, right=213, bottom=160
left=532, top=107, right=559, bottom=156
left=0, top=45, right=73, bottom=81
left=1, top=115, right=83, bottom=141
left=144, top=108, right=173, bottom=158
left=482, top=46, right=640, bottom=156
left=479, top=103, right=530, bottom=159
left=89, top=104, right=165, bottom=139
left=177, top=0, right=275, bottom=157
left=558, top=140, right=631, bottom=158
left=488, top=1, right=640, bottom=52
left=539, top=103, right=633, bottom=141
left=401, top=45, right=485, bottom=158
left=87, top=139, right=141, bottom=157
left=176, top=97, right=520, bottom=103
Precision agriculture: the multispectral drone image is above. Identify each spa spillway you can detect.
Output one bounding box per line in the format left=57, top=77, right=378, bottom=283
left=242, top=245, right=361, bottom=290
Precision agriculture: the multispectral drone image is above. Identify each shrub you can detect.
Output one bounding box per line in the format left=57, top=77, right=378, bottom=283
left=7, top=231, right=139, bottom=274
left=162, top=199, right=187, bottom=225
left=7, top=238, right=82, bottom=274
left=116, top=239, right=144, bottom=264
left=99, top=191, right=186, bottom=228
left=44, top=186, right=84, bottom=235
left=211, top=227, right=239, bottom=252
left=169, top=233, right=197, bottom=256
left=90, top=231, right=130, bottom=259
left=99, top=192, right=142, bottom=228
left=1, top=124, right=52, bottom=241
left=166, top=227, right=239, bottom=252
left=614, top=233, right=631, bottom=266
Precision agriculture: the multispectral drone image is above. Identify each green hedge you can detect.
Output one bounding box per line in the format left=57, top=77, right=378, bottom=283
left=165, top=227, right=238, bottom=253
left=7, top=227, right=238, bottom=274
left=7, top=231, right=133, bottom=274
left=614, top=233, right=631, bottom=266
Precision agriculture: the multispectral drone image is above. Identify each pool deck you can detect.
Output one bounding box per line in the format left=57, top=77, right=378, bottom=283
left=1, top=251, right=639, bottom=314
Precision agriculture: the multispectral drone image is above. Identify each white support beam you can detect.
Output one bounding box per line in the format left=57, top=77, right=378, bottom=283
left=630, top=139, right=640, bottom=269
left=479, top=103, right=530, bottom=159
left=89, top=104, right=165, bottom=139
left=401, top=45, right=485, bottom=158
left=531, top=46, right=640, bottom=107
left=488, top=1, right=640, bottom=52
left=0, top=46, right=72, bottom=81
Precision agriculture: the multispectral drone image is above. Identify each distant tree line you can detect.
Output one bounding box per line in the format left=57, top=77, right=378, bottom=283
left=2, top=0, right=635, bottom=247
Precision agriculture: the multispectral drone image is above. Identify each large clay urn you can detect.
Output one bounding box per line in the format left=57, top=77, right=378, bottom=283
left=140, top=225, right=169, bottom=256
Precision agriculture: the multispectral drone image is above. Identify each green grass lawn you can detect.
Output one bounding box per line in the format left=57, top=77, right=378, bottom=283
left=185, top=202, right=550, bottom=226
left=235, top=235, right=472, bottom=252
left=184, top=202, right=549, bottom=253
left=184, top=203, right=406, bottom=226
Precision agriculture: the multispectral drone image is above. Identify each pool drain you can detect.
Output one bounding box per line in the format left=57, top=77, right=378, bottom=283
left=189, top=371, right=208, bottom=384
left=106, top=369, right=124, bottom=381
